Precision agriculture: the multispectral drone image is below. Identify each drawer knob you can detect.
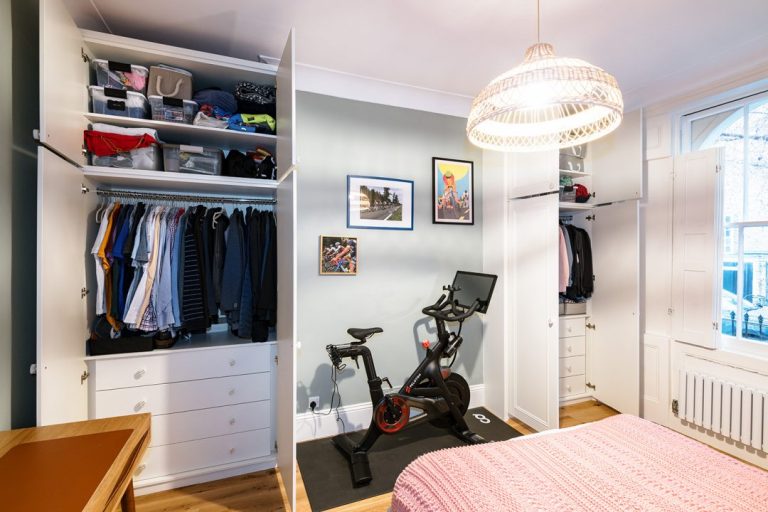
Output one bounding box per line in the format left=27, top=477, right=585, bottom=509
left=135, top=464, right=146, bottom=475
left=229, top=389, right=236, bottom=396
left=229, top=418, right=236, bottom=425
left=135, top=400, right=146, bottom=411
left=566, top=366, right=572, bottom=372
left=229, top=359, right=236, bottom=367
left=134, top=369, right=146, bottom=379
left=567, top=346, right=572, bottom=352
left=229, top=448, right=235, bottom=454
left=567, top=385, right=572, bottom=392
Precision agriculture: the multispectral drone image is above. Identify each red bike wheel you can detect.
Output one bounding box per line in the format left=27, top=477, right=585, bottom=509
left=374, top=396, right=410, bottom=433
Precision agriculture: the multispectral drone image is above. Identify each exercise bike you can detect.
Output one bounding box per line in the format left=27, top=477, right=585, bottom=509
left=326, top=271, right=497, bottom=486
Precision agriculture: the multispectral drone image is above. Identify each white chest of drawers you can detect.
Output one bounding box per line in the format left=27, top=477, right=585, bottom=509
left=85, top=340, right=276, bottom=493
left=559, top=316, right=588, bottom=400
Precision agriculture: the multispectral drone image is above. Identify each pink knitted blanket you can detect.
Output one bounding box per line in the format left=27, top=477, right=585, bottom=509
left=391, top=414, right=768, bottom=511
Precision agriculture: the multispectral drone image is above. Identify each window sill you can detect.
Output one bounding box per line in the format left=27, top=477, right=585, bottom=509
left=720, top=335, right=768, bottom=362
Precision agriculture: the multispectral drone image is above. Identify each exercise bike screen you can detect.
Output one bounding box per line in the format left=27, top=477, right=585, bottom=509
left=452, top=271, right=498, bottom=314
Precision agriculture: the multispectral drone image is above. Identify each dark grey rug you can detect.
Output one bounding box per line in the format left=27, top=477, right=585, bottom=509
left=296, top=407, right=522, bottom=511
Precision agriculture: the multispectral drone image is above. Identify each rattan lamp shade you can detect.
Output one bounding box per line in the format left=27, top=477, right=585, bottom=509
left=466, top=43, right=623, bottom=152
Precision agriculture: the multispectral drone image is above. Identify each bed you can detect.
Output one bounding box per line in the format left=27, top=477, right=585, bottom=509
left=390, top=414, right=768, bottom=511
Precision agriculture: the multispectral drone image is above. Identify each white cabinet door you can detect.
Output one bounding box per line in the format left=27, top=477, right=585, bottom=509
left=671, top=148, right=722, bottom=349
left=39, top=0, right=90, bottom=164
left=276, top=170, right=297, bottom=511
left=589, top=200, right=640, bottom=414
left=276, top=29, right=296, bottom=181
left=507, top=151, right=559, bottom=199
left=507, top=194, right=559, bottom=431
left=591, top=109, right=643, bottom=204
left=36, top=149, right=89, bottom=425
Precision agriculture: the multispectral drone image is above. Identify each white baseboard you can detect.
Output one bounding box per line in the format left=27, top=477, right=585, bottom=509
left=296, top=384, right=486, bottom=442
left=134, top=455, right=277, bottom=495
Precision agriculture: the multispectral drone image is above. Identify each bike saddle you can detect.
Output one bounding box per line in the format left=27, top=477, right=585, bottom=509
left=347, top=327, right=383, bottom=343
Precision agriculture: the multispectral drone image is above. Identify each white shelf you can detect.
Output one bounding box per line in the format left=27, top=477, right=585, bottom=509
left=559, top=169, right=591, bottom=178
left=82, top=166, right=278, bottom=196
left=85, top=113, right=276, bottom=153
left=558, top=202, right=595, bottom=212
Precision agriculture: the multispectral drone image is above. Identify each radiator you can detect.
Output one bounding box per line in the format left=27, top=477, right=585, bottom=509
left=678, top=370, right=768, bottom=452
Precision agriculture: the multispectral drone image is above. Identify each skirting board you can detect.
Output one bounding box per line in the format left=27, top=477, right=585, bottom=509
left=134, top=455, right=277, bottom=496
left=295, top=384, right=486, bottom=443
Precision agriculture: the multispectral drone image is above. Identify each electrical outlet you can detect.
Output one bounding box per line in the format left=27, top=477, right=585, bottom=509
left=308, top=396, right=320, bottom=411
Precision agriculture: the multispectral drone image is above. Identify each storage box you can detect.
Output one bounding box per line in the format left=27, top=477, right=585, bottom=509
left=563, top=302, right=587, bottom=315
left=87, top=335, right=154, bottom=356
left=91, top=144, right=162, bottom=170
left=163, top=144, right=223, bottom=175
left=93, top=59, right=149, bottom=94
left=148, top=65, right=193, bottom=100
left=559, top=185, right=576, bottom=202
left=559, top=153, right=585, bottom=172
left=149, top=96, right=197, bottom=124
left=89, top=86, right=148, bottom=118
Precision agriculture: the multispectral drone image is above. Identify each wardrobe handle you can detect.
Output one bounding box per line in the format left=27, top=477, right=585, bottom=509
left=229, top=359, right=236, bottom=367
left=134, top=369, right=146, bottom=380
left=134, top=400, right=146, bottom=411
left=548, top=319, right=554, bottom=328
left=229, top=418, right=236, bottom=425
left=229, top=447, right=236, bottom=455
left=229, top=389, right=236, bottom=396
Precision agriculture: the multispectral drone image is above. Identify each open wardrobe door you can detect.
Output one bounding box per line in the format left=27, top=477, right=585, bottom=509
left=39, top=0, right=90, bottom=163
left=507, top=194, right=560, bottom=431
left=276, top=170, right=297, bottom=510
left=36, top=149, right=90, bottom=425
left=589, top=200, right=640, bottom=414
left=276, top=29, right=296, bottom=182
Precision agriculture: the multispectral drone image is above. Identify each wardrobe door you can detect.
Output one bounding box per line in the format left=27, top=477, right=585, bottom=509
left=276, top=29, right=296, bottom=181
left=39, top=0, right=90, bottom=163
left=507, top=151, right=559, bottom=199
left=589, top=200, right=640, bottom=414
left=275, top=170, right=297, bottom=511
left=507, top=194, right=560, bottom=431
left=590, top=109, right=643, bottom=204
left=36, top=149, right=89, bottom=425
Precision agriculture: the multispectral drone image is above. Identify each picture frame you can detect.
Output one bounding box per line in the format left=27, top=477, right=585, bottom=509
left=347, top=175, right=414, bottom=230
left=319, top=236, right=358, bottom=276
left=432, top=157, right=474, bottom=225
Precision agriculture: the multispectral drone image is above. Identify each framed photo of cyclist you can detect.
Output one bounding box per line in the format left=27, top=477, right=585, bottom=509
left=432, top=157, right=474, bottom=225
left=320, top=235, right=358, bottom=275
left=347, top=175, right=414, bottom=230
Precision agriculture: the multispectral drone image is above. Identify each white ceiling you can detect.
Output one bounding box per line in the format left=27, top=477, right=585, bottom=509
left=64, top=0, right=768, bottom=110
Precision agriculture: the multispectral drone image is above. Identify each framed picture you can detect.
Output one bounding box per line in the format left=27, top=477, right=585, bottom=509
left=320, top=236, right=358, bottom=275
left=432, top=157, right=474, bottom=225
left=347, top=175, right=414, bottom=230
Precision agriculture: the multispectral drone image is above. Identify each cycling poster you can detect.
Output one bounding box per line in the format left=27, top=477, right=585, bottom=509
left=432, top=157, right=474, bottom=225
left=347, top=175, right=414, bottom=230
left=320, top=236, right=358, bottom=275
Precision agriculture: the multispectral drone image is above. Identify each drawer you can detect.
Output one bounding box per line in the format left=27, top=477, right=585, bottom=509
left=560, top=375, right=586, bottom=397
left=559, top=336, right=586, bottom=357
left=150, top=400, right=270, bottom=447
left=559, top=356, right=585, bottom=377
left=93, top=373, right=269, bottom=418
left=92, top=344, right=272, bottom=391
left=559, top=317, right=585, bottom=337
left=134, top=429, right=271, bottom=482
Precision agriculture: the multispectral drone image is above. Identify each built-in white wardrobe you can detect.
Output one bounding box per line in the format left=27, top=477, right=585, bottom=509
left=34, top=0, right=297, bottom=507
left=483, top=110, right=644, bottom=431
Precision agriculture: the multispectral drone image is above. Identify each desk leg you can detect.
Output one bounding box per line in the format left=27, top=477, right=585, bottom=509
left=120, top=480, right=136, bottom=512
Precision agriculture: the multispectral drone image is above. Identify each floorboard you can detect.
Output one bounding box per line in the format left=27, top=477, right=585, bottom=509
left=136, top=401, right=618, bottom=512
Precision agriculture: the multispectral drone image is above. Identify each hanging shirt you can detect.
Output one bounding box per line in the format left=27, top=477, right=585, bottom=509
left=559, top=227, right=569, bottom=294
left=91, top=203, right=115, bottom=316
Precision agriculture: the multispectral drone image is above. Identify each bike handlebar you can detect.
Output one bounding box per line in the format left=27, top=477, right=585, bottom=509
left=422, top=295, right=480, bottom=322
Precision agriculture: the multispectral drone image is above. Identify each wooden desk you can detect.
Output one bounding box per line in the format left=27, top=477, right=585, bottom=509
left=0, top=414, right=150, bottom=512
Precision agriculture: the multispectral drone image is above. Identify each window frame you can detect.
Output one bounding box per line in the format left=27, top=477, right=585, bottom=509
left=682, top=91, right=768, bottom=355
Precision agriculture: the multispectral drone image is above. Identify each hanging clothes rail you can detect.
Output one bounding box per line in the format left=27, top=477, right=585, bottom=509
left=95, top=188, right=276, bottom=205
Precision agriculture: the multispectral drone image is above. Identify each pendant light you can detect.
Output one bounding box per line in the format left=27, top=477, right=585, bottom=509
left=466, top=0, right=623, bottom=152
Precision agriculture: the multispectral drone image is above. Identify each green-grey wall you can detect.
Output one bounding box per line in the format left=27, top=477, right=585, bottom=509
left=296, top=92, right=483, bottom=412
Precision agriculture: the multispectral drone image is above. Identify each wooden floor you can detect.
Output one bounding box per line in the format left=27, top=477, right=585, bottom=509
left=136, top=401, right=618, bottom=512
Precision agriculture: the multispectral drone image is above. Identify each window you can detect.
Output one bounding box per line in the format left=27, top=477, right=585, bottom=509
left=686, top=92, right=768, bottom=345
